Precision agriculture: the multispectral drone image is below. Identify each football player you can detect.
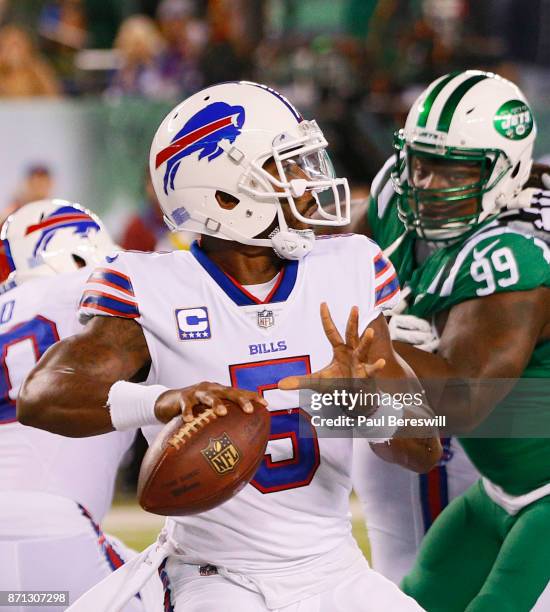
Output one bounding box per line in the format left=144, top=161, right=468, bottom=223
left=355, top=70, right=550, bottom=610
left=0, top=200, right=160, bottom=611
left=18, top=82, right=441, bottom=611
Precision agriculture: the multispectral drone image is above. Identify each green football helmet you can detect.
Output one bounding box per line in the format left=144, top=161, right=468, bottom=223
left=393, top=70, right=536, bottom=242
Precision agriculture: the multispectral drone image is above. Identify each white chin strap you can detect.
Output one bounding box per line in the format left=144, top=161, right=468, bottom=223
left=188, top=209, right=317, bottom=260
left=270, top=228, right=315, bottom=260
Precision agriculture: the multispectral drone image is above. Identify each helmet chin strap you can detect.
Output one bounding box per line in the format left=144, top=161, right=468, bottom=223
left=269, top=200, right=315, bottom=260
left=188, top=202, right=316, bottom=259
left=269, top=227, right=315, bottom=260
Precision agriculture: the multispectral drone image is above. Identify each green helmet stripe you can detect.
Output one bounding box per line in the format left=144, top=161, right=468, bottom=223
left=436, top=74, right=489, bottom=132
left=417, top=72, right=459, bottom=128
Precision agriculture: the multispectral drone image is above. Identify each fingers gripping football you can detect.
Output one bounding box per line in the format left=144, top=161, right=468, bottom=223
left=154, top=382, right=268, bottom=423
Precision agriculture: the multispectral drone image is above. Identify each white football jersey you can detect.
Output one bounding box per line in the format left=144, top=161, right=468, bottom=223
left=0, top=269, right=134, bottom=524
left=79, top=235, right=399, bottom=574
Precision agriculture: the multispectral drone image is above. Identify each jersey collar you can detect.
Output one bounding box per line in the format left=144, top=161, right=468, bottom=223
left=190, top=241, right=298, bottom=306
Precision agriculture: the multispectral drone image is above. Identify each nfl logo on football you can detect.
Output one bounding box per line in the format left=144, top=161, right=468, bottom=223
left=257, top=308, right=274, bottom=329
left=201, top=433, right=241, bottom=475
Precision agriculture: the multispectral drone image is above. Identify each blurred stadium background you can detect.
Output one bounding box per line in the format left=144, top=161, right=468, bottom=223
left=5, top=0, right=549, bottom=554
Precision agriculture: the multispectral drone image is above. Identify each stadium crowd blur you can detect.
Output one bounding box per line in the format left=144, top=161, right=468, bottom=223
left=2, top=0, right=550, bottom=181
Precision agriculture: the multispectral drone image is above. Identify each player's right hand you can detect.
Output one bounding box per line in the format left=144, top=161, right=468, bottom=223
left=154, top=382, right=268, bottom=423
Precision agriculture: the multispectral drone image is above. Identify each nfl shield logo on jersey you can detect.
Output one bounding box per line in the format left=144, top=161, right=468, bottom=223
left=201, top=433, right=241, bottom=474
left=175, top=306, right=211, bottom=340
left=257, top=309, right=274, bottom=329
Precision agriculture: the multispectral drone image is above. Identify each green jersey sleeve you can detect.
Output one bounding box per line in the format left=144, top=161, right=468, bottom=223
left=408, top=229, right=550, bottom=317
left=367, top=157, right=416, bottom=284
left=367, top=157, right=393, bottom=242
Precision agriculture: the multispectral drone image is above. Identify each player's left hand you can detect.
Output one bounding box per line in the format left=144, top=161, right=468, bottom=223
left=278, top=302, right=386, bottom=390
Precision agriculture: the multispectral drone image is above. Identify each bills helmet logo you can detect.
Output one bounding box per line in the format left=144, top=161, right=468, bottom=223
left=25, top=205, right=100, bottom=259
left=155, top=102, right=246, bottom=194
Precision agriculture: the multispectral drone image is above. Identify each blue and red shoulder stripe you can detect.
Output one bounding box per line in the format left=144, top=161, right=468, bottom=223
left=80, top=267, right=139, bottom=318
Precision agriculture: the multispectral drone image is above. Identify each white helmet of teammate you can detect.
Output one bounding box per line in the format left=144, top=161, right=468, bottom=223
left=393, top=70, right=536, bottom=241
left=149, top=81, right=350, bottom=260
left=0, top=199, right=117, bottom=286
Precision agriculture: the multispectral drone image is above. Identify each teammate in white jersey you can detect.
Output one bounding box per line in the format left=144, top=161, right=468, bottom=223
left=19, top=82, right=441, bottom=611
left=0, top=200, right=153, bottom=612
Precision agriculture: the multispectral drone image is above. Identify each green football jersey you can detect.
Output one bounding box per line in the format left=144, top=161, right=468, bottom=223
left=368, top=159, right=550, bottom=494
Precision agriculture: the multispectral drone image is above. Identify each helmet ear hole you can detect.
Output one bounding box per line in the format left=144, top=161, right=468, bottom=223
left=511, top=162, right=521, bottom=179
left=72, top=254, right=86, bottom=268
left=215, top=191, right=239, bottom=210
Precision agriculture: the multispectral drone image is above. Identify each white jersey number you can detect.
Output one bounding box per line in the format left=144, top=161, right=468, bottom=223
left=0, top=315, right=59, bottom=425
left=470, top=247, right=519, bottom=297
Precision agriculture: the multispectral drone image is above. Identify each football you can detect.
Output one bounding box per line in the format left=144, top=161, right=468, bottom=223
left=137, top=403, right=271, bottom=516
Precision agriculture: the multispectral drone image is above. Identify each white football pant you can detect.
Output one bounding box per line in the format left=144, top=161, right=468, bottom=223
left=163, top=554, right=424, bottom=611
left=353, top=438, right=479, bottom=584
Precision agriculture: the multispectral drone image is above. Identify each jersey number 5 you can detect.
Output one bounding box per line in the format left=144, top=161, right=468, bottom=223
left=0, top=315, right=59, bottom=424
left=229, top=356, right=320, bottom=494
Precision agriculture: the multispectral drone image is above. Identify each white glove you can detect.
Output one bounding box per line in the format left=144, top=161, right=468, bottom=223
left=388, top=314, right=440, bottom=352
left=542, top=173, right=550, bottom=190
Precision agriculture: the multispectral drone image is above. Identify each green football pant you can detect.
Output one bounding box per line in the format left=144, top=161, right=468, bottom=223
left=401, top=480, right=550, bottom=611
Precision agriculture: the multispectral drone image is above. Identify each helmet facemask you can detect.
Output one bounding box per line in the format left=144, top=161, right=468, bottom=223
left=238, top=120, right=350, bottom=232
left=392, top=130, right=512, bottom=243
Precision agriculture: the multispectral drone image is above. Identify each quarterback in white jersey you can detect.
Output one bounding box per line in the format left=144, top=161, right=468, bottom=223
left=78, top=235, right=400, bottom=581
left=19, top=83, right=440, bottom=612
left=0, top=200, right=149, bottom=612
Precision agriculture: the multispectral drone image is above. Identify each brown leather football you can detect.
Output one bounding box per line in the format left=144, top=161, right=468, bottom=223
left=138, top=403, right=271, bottom=516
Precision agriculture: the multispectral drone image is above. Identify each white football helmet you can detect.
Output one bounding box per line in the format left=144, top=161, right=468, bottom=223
left=393, top=70, right=536, bottom=242
left=149, top=81, right=350, bottom=259
left=0, top=199, right=117, bottom=286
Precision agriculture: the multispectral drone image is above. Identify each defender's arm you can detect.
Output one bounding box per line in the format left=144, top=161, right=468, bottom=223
left=394, top=288, right=550, bottom=431
left=366, top=314, right=442, bottom=473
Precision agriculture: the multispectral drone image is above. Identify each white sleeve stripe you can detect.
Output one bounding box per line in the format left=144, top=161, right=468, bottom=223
left=375, top=266, right=397, bottom=289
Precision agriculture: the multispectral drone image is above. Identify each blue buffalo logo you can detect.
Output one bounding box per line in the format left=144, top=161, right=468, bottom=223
left=25, top=206, right=100, bottom=258
left=155, top=102, right=245, bottom=195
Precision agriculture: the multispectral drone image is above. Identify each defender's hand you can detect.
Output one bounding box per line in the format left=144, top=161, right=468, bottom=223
left=388, top=314, right=440, bottom=353
left=154, top=382, right=268, bottom=423
left=278, top=303, right=386, bottom=391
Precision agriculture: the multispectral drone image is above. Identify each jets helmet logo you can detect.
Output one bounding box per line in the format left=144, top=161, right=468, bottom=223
left=493, top=100, right=534, bottom=140
left=25, top=205, right=100, bottom=259
left=155, top=101, right=246, bottom=194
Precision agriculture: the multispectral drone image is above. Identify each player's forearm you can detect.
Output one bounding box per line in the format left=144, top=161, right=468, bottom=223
left=393, top=341, right=454, bottom=405
left=382, top=366, right=442, bottom=469
left=370, top=332, right=442, bottom=468
left=370, top=436, right=442, bottom=473
left=394, top=341, right=507, bottom=432
left=393, top=341, right=454, bottom=376
left=18, top=366, right=115, bottom=437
